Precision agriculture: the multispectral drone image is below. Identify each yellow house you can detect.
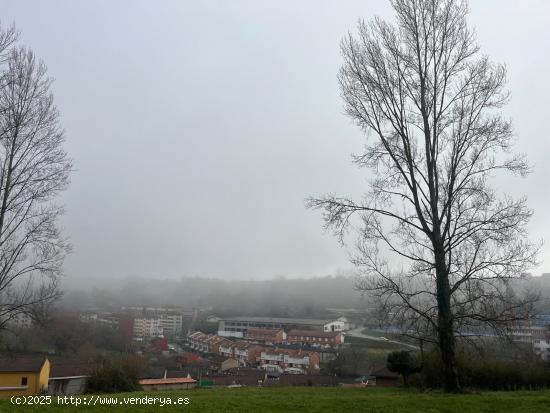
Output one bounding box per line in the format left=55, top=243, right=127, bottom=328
left=0, top=357, right=50, bottom=397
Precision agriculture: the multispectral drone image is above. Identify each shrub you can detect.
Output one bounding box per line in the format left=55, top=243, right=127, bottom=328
left=407, top=347, right=550, bottom=391
left=85, top=355, right=144, bottom=393
left=387, top=351, right=422, bottom=386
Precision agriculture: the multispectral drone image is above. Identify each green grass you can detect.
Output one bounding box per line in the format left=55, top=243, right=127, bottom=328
left=2, top=387, right=550, bottom=412
left=361, top=328, right=388, bottom=338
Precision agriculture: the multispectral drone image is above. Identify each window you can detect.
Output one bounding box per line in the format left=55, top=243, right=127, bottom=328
left=21, top=377, right=27, bottom=386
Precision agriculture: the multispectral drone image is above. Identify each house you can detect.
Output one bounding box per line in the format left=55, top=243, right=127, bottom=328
left=209, top=356, right=240, bottom=372
left=186, top=331, right=202, bottom=350
left=287, top=329, right=344, bottom=348
left=0, top=357, right=50, bottom=396
left=218, top=341, right=235, bottom=358
left=258, top=349, right=320, bottom=374
left=48, top=362, right=95, bottom=395
left=245, top=328, right=286, bottom=344
left=139, top=377, right=197, bottom=391
left=232, top=343, right=263, bottom=366
left=323, top=317, right=351, bottom=332
left=187, top=331, right=209, bottom=351
left=203, top=336, right=228, bottom=354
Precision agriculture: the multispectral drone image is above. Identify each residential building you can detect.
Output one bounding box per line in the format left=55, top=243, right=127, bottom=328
left=245, top=328, right=286, bottom=344
left=0, top=357, right=50, bottom=396
left=287, top=329, right=344, bottom=348
left=323, top=317, right=351, bottom=332
left=203, top=335, right=229, bottom=354
left=208, top=356, right=240, bottom=372
left=78, top=312, right=98, bottom=324
left=218, top=341, right=235, bottom=359
left=510, top=324, right=548, bottom=343
left=258, top=349, right=320, bottom=374
left=232, top=343, right=263, bottom=366
left=48, top=362, right=95, bottom=395
left=509, top=321, right=550, bottom=360
left=187, top=331, right=209, bottom=351
left=158, top=312, right=183, bottom=337
left=187, top=332, right=229, bottom=354
left=133, top=317, right=163, bottom=338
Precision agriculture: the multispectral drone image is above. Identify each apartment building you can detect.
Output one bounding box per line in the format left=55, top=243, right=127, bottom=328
left=133, top=317, right=163, bottom=338
left=158, top=313, right=183, bottom=337
left=258, top=349, right=320, bottom=374
left=287, top=329, right=344, bottom=348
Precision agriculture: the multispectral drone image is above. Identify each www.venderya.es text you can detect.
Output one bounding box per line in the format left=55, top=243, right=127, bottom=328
left=11, top=395, right=191, bottom=407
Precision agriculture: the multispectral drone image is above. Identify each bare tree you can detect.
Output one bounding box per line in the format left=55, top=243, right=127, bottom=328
left=308, top=0, right=539, bottom=392
left=0, top=24, right=71, bottom=331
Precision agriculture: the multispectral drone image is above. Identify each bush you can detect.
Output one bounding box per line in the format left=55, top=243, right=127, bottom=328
left=407, top=347, right=550, bottom=391
left=387, top=351, right=422, bottom=386
left=85, top=355, right=144, bottom=393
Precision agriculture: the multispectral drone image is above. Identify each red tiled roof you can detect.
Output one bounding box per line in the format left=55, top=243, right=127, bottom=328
left=139, top=377, right=196, bottom=385
left=246, top=328, right=282, bottom=335
left=0, top=357, right=47, bottom=373
left=50, top=362, right=97, bottom=378
left=288, top=329, right=340, bottom=338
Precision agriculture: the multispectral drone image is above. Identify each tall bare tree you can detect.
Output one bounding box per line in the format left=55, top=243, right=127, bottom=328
left=308, top=0, right=539, bottom=392
left=0, top=24, right=71, bottom=331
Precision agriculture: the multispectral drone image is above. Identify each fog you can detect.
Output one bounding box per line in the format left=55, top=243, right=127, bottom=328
left=1, top=0, right=549, bottom=282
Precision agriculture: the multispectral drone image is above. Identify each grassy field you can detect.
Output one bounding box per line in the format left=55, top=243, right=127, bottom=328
left=2, top=387, right=550, bottom=413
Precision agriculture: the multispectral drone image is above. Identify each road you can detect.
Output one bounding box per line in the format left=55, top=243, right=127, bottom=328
left=346, top=327, right=419, bottom=350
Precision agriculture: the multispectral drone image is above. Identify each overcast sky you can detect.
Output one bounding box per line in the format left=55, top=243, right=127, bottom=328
left=1, top=0, right=549, bottom=281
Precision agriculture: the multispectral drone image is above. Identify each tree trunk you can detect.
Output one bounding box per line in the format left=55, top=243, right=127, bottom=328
left=434, top=243, right=460, bottom=392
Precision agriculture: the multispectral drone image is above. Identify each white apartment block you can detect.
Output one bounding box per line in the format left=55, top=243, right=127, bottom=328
left=158, top=313, right=183, bottom=337
left=133, top=317, right=163, bottom=338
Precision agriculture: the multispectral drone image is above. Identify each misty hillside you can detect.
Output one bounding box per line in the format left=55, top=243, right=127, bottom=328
left=60, top=275, right=369, bottom=317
